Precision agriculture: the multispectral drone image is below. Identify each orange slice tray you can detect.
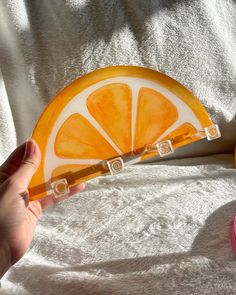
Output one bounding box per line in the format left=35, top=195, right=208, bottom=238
left=29, top=66, right=221, bottom=201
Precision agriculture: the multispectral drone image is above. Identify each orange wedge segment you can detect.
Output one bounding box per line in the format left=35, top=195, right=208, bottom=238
left=55, top=113, right=118, bottom=159
left=87, top=83, right=132, bottom=155
left=134, top=87, right=178, bottom=154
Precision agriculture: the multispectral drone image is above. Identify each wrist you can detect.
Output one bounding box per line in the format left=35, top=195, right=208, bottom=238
left=0, top=243, right=11, bottom=278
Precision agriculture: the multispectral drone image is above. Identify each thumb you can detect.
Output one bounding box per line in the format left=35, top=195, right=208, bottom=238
left=10, top=139, right=41, bottom=192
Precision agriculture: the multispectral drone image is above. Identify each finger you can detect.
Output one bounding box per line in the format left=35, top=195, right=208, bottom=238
left=9, top=139, right=41, bottom=192
left=36, top=182, right=86, bottom=210
left=0, top=171, right=11, bottom=183
left=19, top=190, right=30, bottom=207
left=0, top=143, right=26, bottom=177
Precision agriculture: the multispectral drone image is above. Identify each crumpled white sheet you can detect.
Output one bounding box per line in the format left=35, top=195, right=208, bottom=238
left=1, top=1, right=236, bottom=294
left=0, top=0, right=236, bottom=159
left=1, top=154, right=236, bottom=295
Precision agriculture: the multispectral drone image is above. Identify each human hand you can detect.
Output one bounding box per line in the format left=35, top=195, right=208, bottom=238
left=0, top=139, right=85, bottom=278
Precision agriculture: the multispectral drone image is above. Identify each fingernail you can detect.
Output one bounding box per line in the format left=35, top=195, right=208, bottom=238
left=23, top=139, right=36, bottom=160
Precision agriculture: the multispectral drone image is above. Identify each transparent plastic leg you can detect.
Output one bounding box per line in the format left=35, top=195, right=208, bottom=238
left=157, top=140, right=174, bottom=157
left=106, top=157, right=125, bottom=174
left=146, top=140, right=174, bottom=157
left=50, top=178, right=70, bottom=198
left=205, top=124, right=221, bottom=141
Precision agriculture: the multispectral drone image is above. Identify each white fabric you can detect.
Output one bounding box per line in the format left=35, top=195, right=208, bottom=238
left=0, top=1, right=236, bottom=294
left=2, top=154, right=236, bottom=295
left=0, top=0, right=236, bottom=159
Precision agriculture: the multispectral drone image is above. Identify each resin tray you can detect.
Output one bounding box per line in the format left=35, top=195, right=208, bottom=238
left=28, top=66, right=221, bottom=201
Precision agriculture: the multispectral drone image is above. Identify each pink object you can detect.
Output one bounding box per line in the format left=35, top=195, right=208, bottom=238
left=231, top=216, right=236, bottom=254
